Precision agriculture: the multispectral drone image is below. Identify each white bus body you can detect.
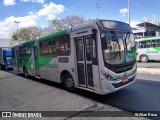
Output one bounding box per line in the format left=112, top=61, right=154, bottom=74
left=12, top=20, right=137, bottom=95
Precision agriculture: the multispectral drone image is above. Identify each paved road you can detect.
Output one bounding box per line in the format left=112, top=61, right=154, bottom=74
left=75, top=73, right=160, bottom=120
left=1, top=70, right=148, bottom=120
left=0, top=70, right=95, bottom=120
left=137, top=61, right=160, bottom=68
left=7, top=70, right=160, bottom=113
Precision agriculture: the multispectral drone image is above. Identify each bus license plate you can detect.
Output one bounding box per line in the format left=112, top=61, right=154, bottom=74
left=122, top=78, right=128, bottom=83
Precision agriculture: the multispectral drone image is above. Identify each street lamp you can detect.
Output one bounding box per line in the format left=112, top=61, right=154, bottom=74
left=128, top=0, right=130, bottom=25
left=14, top=21, right=20, bottom=41
left=96, top=3, right=100, bottom=19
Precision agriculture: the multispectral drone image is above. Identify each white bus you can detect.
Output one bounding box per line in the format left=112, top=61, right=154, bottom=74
left=12, top=20, right=137, bottom=95
left=136, top=37, right=160, bottom=62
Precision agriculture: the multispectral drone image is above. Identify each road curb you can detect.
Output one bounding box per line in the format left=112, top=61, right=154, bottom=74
left=137, top=68, right=160, bottom=75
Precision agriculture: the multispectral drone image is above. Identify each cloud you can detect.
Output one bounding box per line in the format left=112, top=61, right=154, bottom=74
left=21, top=0, right=45, bottom=4
left=3, top=0, right=16, bottom=6
left=119, top=8, right=128, bottom=17
left=0, top=2, right=65, bottom=38
left=0, top=15, right=38, bottom=38
left=3, top=0, right=45, bottom=6
left=152, top=15, right=157, bottom=19
left=130, top=20, right=140, bottom=28
left=37, top=2, right=65, bottom=20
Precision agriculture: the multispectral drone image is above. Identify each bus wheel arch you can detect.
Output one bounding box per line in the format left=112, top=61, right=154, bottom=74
left=140, top=54, right=149, bottom=63
left=60, top=70, right=76, bottom=92
left=23, top=66, right=28, bottom=78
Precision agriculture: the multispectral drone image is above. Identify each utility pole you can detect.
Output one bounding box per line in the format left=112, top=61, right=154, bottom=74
left=96, top=3, right=100, bottom=19
left=128, top=0, right=130, bottom=25
left=14, top=21, right=20, bottom=41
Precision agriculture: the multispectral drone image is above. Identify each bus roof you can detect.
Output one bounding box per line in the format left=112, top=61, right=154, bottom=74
left=135, top=36, right=160, bottom=42
left=12, top=29, right=68, bottom=47
left=22, top=40, right=35, bottom=45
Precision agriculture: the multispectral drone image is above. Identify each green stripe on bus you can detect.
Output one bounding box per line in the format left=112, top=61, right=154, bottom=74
left=154, top=47, right=160, bottom=51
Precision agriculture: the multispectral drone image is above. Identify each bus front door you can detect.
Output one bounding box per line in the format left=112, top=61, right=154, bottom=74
left=33, top=46, right=40, bottom=76
left=76, top=36, right=94, bottom=89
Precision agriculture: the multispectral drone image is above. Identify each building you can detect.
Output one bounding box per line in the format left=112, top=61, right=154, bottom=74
left=132, top=20, right=160, bottom=39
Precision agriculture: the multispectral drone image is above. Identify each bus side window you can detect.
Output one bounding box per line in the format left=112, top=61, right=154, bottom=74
left=136, top=42, right=139, bottom=50
left=19, top=46, right=31, bottom=57
left=146, top=41, right=151, bottom=48
left=154, top=39, right=160, bottom=47
left=40, top=39, right=52, bottom=56
left=139, top=41, right=150, bottom=48
left=53, top=35, right=71, bottom=56
left=150, top=40, right=154, bottom=47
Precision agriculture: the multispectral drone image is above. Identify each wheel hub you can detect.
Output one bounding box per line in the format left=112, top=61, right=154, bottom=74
left=66, top=78, right=73, bottom=88
left=142, top=57, right=146, bottom=61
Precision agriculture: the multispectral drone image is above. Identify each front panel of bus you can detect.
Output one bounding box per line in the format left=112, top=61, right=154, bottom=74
left=97, top=20, right=137, bottom=94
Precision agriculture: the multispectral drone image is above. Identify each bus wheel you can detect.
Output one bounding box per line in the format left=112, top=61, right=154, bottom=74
left=1, top=65, right=5, bottom=70
left=63, top=73, right=76, bottom=92
left=140, top=55, right=149, bottom=63
left=23, top=68, right=28, bottom=78
left=4, top=65, right=8, bottom=71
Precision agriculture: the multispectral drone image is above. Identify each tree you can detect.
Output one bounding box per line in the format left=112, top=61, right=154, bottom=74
left=11, top=32, right=18, bottom=40
left=48, top=15, right=88, bottom=32
left=11, top=16, right=90, bottom=42
left=11, top=26, right=42, bottom=41
left=61, top=16, right=87, bottom=27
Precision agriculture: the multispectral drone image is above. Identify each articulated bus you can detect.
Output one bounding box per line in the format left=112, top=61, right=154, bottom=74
left=12, top=20, right=137, bottom=95
left=136, top=37, right=160, bottom=62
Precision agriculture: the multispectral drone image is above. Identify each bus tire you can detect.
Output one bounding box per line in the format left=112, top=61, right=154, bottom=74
left=23, top=67, right=29, bottom=78
left=4, top=65, right=8, bottom=71
left=63, top=73, right=76, bottom=92
left=1, top=65, right=5, bottom=70
left=140, top=55, right=149, bottom=63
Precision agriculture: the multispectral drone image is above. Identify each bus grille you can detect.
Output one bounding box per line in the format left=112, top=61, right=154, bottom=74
left=112, top=76, right=135, bottom=88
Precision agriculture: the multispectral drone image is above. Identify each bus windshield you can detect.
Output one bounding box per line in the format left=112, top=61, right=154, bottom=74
left=102, top=31, right=136, bottom=65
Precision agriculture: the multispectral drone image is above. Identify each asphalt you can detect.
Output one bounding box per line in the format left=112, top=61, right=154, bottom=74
left=0, top=70, right=148, bottom=120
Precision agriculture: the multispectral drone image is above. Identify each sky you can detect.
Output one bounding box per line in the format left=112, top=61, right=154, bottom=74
left=0, top=0, right=160, bottom=38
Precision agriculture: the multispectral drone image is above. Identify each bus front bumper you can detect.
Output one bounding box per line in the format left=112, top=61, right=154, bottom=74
left=100, top=73, right=136, bottom=95
left=6, top=65, right=13, bottom=69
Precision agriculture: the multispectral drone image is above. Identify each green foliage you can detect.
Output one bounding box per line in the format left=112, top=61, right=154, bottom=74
left=11, top=32, right=18, bottom=40
left=19, top=28, right=30, bottom=40
left=11, top=26, right=42, bottom=41
left=49, top=16, right=88, bottom=31
left=11, top=15, right=90, bottom=42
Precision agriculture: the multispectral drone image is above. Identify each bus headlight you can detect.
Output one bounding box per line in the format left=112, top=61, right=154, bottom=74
left=101, top=70, right=113, bottom=81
